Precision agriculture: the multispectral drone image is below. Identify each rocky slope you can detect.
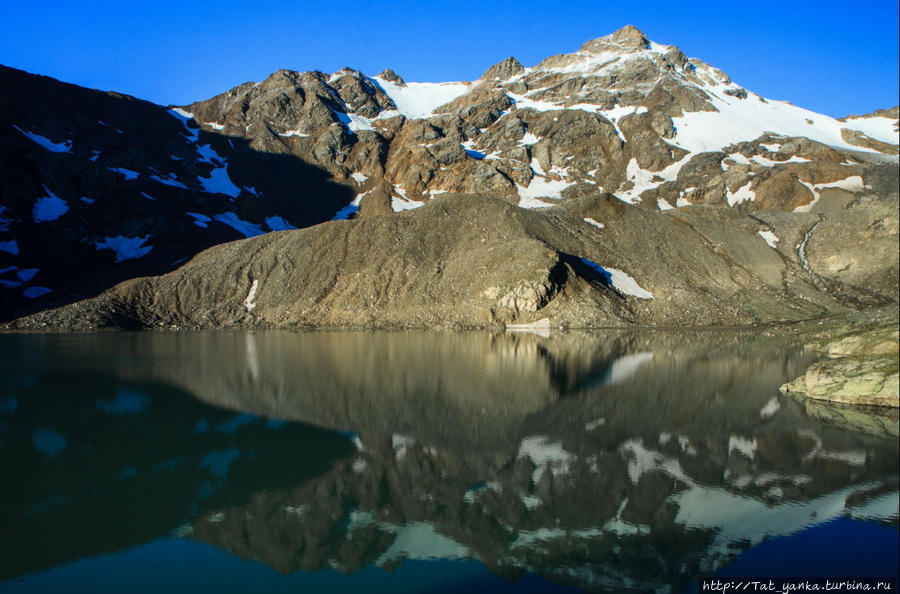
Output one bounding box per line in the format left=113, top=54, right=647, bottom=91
left=6, top=187, right=897, bottom=331
left=0, top=65, right=354, bottom=319
left=1, top=25, right=898, bottom=327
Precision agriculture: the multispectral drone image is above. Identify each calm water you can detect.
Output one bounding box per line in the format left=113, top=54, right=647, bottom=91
left=0, top=330, right=897, bottom=593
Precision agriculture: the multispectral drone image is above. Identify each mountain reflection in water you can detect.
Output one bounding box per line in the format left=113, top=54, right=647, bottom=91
left=0, top=331, right=897, bottom=593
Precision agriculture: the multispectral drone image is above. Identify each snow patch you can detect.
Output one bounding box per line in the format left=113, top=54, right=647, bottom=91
left=507, top=93, right=565, bottom=113
left=33, top=186, right=69, bottom=222
left=621, top=439, right=690, bottom=485
left=265, top=216, right=297, bottom=231
left=580, top=258, right=654, bottom=299
left=350, top=172, right=369, bottom=184
left=616, top=156, right=689, bottom=204
left=670, top=87, right=886, bottom=154
left=186, top=212, right=211, bottom=228
left=725, top=153, right=752, bottom=165
left=392, top=434, right=416, bottom=461
left=391, top=187, right=425, bottom=212
left=24, top=286, right=52, bottom=298
left=110, top=167, right=140, bottom=180
left=198, top=152, right=241, bottom=197
left=840, top=116, right=900, bottom=145
left=517, top=435, right=574, bottom=484
left=372, top=78, right=470, bottom=119
left=13, top=125, right=72, bottom=153
left=758, top=230, right=779, bottom=249
left=726, top=181, right=755, bottom=207
left=607, top=352, right=654, bottom=384
left=520, top=132, right=540, bottom=145
left=583, top=217, right=604, bottom=229
left=333, top=203, right=359, bottom=220
left=346, top=113, right=375, bottom=133
left=600, top=105, right=648, bottom=121
left=95, top=235, right=153, bottom=262
left=150, top=173, right=188, bottom=189
left=598, top=104, right=648, bottom=138
left=517, top=174, right=573, bottom=208
left=375, top=522, right=469, bottom=564
left=213, top=212, right=264, bottom=238
left=243, top=279, right=259, bottom=312
left=0, top=240, right=19, bottom=255
left=846, top=491, right=900, bottom=522
left=585, top=418, right=605, bottom=431
left=169, top=110, right=241, bottom=197
left=794, top=176, right=867, bottom=213
left=673, top=479, right=896, bottom=567
left=170, top=107, right=194, bottom=121
left=728, top=435, right=758, bottom=460
left=752, top=154, right=811, bottom=166
left=760, top=397, right=781, bottom=418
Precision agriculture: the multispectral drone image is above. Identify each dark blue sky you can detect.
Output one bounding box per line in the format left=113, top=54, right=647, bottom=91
left=1, top=0, right=897, bottom=118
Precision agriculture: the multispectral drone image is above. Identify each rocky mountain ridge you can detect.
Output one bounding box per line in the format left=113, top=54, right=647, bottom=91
left=0, top=25, right=897, bottom=328
left=182, top=25, right=899, bottom=215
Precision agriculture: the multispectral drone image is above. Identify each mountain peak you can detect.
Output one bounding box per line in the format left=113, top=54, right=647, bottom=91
left=481, top=56, right=524, bottom=80
left=377, top=68, right=405, bottom=85
left=580, top=24, right=651, bottom=53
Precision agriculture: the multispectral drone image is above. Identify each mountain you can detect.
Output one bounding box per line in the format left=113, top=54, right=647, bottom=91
left=1, top=25, right=897, bottom=327
left=0, top=65, right=353, bottom=319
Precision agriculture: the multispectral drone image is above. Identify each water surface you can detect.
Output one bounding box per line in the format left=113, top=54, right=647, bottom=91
left=0, top=330, right=897, bottom=592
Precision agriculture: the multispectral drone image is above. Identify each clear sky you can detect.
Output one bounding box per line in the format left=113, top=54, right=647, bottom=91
left=1, top=0, right=897, bottom=118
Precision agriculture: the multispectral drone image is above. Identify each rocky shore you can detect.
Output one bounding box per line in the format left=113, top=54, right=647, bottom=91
left=779, top=306, right=899, bottom=409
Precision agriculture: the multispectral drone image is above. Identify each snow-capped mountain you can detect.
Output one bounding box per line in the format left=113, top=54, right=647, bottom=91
left=182, top=24, right=897, bottom=214
left=1, top=25, right=897, bottom=326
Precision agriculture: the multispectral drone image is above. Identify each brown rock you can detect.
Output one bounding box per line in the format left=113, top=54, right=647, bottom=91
left=357, top=180, right=394, bottom=218
left=482, top=57, right=524, bottom=81
left=840, top=128, right=899, bottom=154
left=377, top=69, right=404, bottom=85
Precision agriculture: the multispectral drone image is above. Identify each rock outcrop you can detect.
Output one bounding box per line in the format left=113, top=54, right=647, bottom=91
left=780, top=306, right=900, bottom=407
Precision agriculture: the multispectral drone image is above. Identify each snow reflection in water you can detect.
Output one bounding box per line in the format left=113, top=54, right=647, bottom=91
left=0, top=331, right=896, bottom=592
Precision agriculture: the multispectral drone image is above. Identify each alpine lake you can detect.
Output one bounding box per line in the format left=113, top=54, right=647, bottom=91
left=0, top=330, right=897, bottom=593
